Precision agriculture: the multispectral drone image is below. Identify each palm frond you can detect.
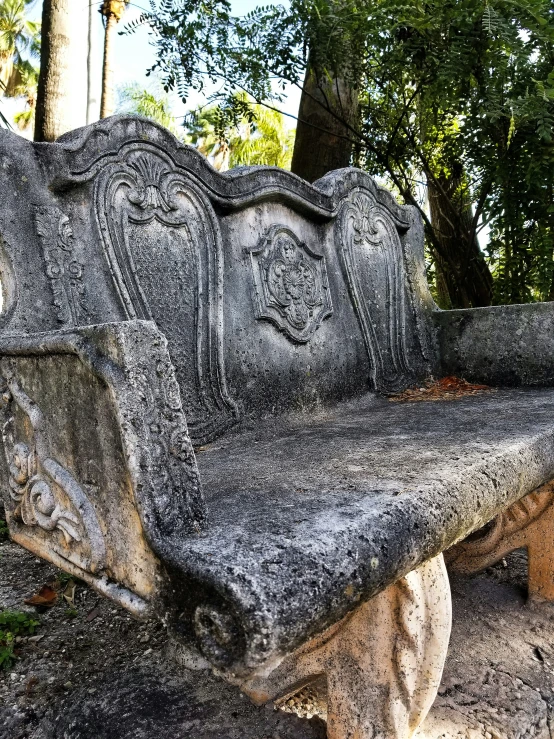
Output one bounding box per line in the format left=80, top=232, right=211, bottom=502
left=0, top=79, right=13, bottom=129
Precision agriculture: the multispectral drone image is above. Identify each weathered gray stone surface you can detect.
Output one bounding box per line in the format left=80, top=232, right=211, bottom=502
left=3, top=318, right=554, bottom=674
left=436, top=302, right=554, bottom=386
left=183, top=387, right=554, bottom=670
left=0, top=114, right=441, bottom=677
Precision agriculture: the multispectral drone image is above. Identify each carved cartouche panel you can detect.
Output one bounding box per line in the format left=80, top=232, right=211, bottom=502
left=336, top=189, right=415, bottom=394
left=248, top=226, right=333, bottom=343
left=94, top=146, right=237, bottom=445
left=35, top=205, right=88, bottom=326
left=0, top=375, right=106, bottom=574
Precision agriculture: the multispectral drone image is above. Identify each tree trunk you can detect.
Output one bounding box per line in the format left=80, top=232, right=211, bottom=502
left=427, top=173, right=493, bottom=309
left=87, top=0, right=100, bottom=123
left=291, top=63, right=358, bottom=183
left=100, top=1, right=128, bottom=119
left=100, top=11, right=116, bottom=118
left=0, top=52, right=14, bottom=94
left=35, top=0, right=88, bottom=142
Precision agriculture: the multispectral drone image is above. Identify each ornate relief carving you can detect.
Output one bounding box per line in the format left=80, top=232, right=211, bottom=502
left=126, top=153, right=174, bottom=212
left=447, top=481, right=554, bottom=601
left=337, top=189, right=416, bottom=393
left=9, top=442, right=81, bottom=544
left=35, top=206, right=88, bottom=326
left=126, top=347, right=206, bottom=534
left=248, top=226, right=332, bottom=343
left=0, top=376, right=106, bottom=573
left=240, top=555, right=451, bottom=739
left=94, top=145, right=237, bottom=445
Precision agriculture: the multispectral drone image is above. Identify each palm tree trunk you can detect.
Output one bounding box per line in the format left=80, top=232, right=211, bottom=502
left=87, top=0, right=100, bottom=123
left=35, top=0, right=87, bottom=142
left=100, top=11, right=116, bottom=118
left=291, top=62, right=357, bottom=183
left=100, top=0, right=128, bottom=119
left=0, top=52, right=14, bottom=94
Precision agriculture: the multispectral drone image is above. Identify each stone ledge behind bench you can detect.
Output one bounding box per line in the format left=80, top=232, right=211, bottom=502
left=435, top=301, right=554, bottom=386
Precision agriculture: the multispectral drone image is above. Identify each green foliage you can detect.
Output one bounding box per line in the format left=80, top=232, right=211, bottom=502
left=116, top=82, right=182, bottom=136
left=0, top=0, right=40, bottom=69
left=132, top=0, right=554, bottom=306
left=0, top=0, right=40, bottom=131
left=0, top=631, right=14, bottom=668
left=55, top=570, right=73, bottom=586
left=347, top=0, right=554, bottom=304
left=0, top=609, right=39, bottom=635
left=116, top=84, right=295, bottom=169
left=0, top=609, right=40, bottom=670
left=185, top=93, right=295, bottom=170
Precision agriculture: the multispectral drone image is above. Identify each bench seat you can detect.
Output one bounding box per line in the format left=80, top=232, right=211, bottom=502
left=170, top=388, right=554, bottom=670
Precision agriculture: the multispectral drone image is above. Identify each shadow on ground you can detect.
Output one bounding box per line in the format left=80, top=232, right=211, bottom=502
left=1, top=535, right=554, bottom=739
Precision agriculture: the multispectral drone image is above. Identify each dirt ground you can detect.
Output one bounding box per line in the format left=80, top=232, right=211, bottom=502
left=1, top=531, right=554, bottom=739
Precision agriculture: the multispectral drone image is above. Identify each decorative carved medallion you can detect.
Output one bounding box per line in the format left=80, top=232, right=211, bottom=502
left=0, top=376, right=106, bottom=573
left=337, top=189, right=415, bottom=393
left=94, top=146, right=237, bottom=445
left=248, top=226, right=333, bottom=343
left=35, top=206, right=88, bottom=326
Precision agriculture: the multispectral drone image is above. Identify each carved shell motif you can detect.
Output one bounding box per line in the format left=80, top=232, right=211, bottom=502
left=94, top=146, right=237, bottom=445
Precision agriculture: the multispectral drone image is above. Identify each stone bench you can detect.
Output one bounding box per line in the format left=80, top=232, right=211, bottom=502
left=1, top=115, right=554, bottom=738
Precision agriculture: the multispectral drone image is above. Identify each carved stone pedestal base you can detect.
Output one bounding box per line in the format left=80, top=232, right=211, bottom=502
left=241, top=555, right=451, bottom=739
left=447, top=481, right=554, bottom=601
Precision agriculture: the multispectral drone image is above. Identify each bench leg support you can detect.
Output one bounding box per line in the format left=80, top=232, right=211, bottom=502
left=447, top=481, right=554, bottom=601
left=241, top=555, right=451, bottom=739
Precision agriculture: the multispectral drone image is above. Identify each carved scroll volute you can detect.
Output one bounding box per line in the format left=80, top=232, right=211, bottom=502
left=446, top=482, right=554, bottom=601
left=337, top=189, right=416, bottom=394
left=0, top=376, right=106, bottom=574
left=94, top=147, right=237, bottom=445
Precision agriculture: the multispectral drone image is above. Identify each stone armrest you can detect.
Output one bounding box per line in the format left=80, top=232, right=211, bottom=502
left=435, top=302, right=554, bottom=386
left=0, top=321, right=204, bottom=620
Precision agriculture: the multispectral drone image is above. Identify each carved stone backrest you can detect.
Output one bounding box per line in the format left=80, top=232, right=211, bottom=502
left=94, top=144, right=236, bottom=443
left=336, top=187, right=429, bottom=394
left=0, top=117, right=438, bottom=444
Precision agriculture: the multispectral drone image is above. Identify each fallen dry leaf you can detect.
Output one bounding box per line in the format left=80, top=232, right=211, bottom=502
left=62, top=580, right=76, bottom=606
left=25, top=676, right=39, bottom=696
left=86, top=606, right=101, bottom=622
left=24, top=585, right=58, bottom=607
left=389, top=376, right=494, bottom=403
